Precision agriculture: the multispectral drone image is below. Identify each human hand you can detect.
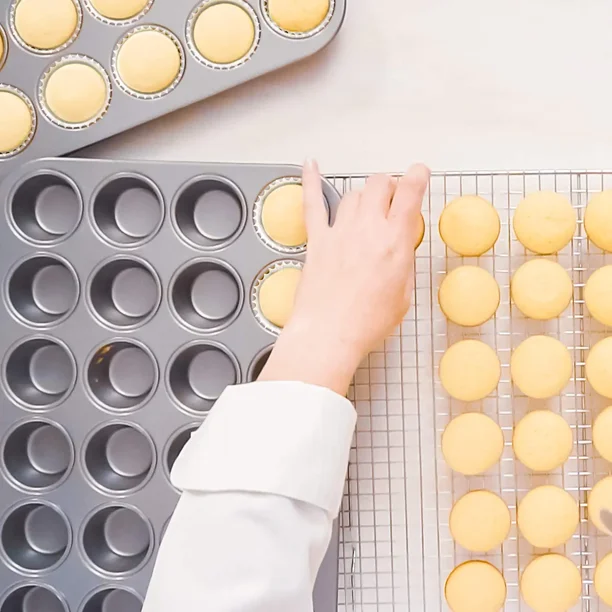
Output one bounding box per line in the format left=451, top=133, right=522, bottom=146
left=259, top=160, right=430, bottom=396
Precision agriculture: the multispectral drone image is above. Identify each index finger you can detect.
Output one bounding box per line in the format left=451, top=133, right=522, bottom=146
left=389, top=164, right=430, bottom=240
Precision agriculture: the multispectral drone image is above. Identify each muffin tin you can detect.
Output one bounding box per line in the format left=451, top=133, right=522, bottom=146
left=0, top=0, right=346, bottom=177
left=0, top=157, right=341, bottom=611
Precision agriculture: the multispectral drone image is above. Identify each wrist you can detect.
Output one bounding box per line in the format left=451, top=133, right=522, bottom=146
left=258, top=317, right=363, bottom=396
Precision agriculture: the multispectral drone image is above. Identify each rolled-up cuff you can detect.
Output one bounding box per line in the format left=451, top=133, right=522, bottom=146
left=171, top=381, right=356, bottom=516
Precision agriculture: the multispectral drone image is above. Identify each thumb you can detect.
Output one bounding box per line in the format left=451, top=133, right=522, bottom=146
left=302, top=159, right=329, bottom=240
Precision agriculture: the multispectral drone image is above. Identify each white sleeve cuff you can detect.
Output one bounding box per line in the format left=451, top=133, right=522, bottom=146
left=170, top=381, right=356, bottom=516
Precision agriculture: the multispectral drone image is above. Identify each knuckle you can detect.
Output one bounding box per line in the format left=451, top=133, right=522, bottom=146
left=378, top=239, right=396, bottom=260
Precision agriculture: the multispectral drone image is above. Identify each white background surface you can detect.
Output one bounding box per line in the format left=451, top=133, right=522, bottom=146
left=84, top=0, right=612, bottom=174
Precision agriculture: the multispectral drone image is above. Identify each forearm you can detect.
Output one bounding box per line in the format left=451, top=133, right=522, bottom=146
left=145, top=492, right=331, bottom=612
left=142, top=382, right=355, bottom=612
left=259, top=321, right=362, bottom=397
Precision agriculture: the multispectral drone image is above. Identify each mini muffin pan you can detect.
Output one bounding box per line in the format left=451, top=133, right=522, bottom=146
left=0, top=157, right=341, bottom=611
left=0, top=0, right=346, bottom=177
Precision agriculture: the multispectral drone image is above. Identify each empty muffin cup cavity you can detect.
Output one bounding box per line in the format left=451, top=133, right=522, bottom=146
left=1, top=502, right=71, bottom=573
left=248, top=345, right=273, bottom=381
left=3, top=337, right=76, bottom=410
left=164, top=423, right=199, bottom=479
left=7, top=255, right=79, bottom=327
left=80, top=587, right=142, bottom=612
left=1, top=584, right=68, bottom=612
left=81, top=505, right=152, bottom=576
left=170, top=259, right=243, bottom=332
left=167, top=342, right=239, bottom=414
left=84, top=423, right=155, bottom=493
left=86, top=341, right=158, bottom=412
left=2, top=420, right=73, bottom=491
left=92, top=175, right=163, bottom=246
left=10, top=173, right=82, bottom=244
left=88, top=257, right=161, bottom=329
left=173, top=176, right=246, bottom=249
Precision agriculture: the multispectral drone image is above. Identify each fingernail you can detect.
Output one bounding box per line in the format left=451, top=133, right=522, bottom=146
left=409, top=163, right=431, bottom=181
left=304, top=158, right=318, bottom=171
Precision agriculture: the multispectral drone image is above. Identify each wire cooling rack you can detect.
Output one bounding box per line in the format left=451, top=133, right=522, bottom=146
left=328, top=171, right=612, bottom=612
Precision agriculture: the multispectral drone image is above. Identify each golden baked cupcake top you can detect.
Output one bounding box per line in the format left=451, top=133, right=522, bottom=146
left=89, top=0, right=150, bottom=20
left=116, top=27, right=183, bottom=96
left=42, top=58, right=110, bottom=127
left=13, top=0, right=80, bottom=51
left=267, top=0, right=331, bottom=34
left=0, top=88, right=35, bottom=155
left=192, top=2, right=257, bottom=66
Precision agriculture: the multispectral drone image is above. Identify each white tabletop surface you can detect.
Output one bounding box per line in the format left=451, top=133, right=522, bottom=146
left=84, top=0, right=612, bottom=174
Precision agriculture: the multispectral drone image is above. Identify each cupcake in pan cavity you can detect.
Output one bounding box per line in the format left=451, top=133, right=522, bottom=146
left=0, top=501, right=71, bottom=574
left=0, top=583, right=69, bottom=612
left=262, top=0, right=335, bottom=37
left=113, top=26, right=185, bottom=99
left=85, top=340, right=158, bottom=412
left=79, top=586, right=143, bottom=612
left=2, top=419, right=74, bottom=492
left=39, top=56, right=112, bottom=130
left=83, top=422, right=155, bottom=494
left=0, top=86, right=36, bottom=159
left=167, top=341, right=240, bottom=415
left=253, top=177, right=321, bottom=254
left=169, top=259, right=244, bottom=333
left=84, top=0, right=154, bottom=24
left=172, top=176, right=246, bottom=250
left=87, top=256, right=161, bottom=330
left=2, top=337, right=77, bottom=410
left=6, top=254, right=79, bottom=328
left=9, top=171, right=82, bottom=245
left=10, top=0, right=82, bottom=54
left=0, top=25, right=8, bottom=71
left=187, top=0, right=260, bottom=69
left=80, top=504, right=153, bottom=577
left=92, top=174, right=164, bottom=247
left=251, top=260, right=303, bottom=334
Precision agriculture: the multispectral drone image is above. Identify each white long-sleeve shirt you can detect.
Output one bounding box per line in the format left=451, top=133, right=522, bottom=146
left=143, top=381, right=356, bottom=612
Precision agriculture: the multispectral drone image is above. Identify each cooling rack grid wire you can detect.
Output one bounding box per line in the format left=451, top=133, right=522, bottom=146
left=328, top=171, right=612, bottom=612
